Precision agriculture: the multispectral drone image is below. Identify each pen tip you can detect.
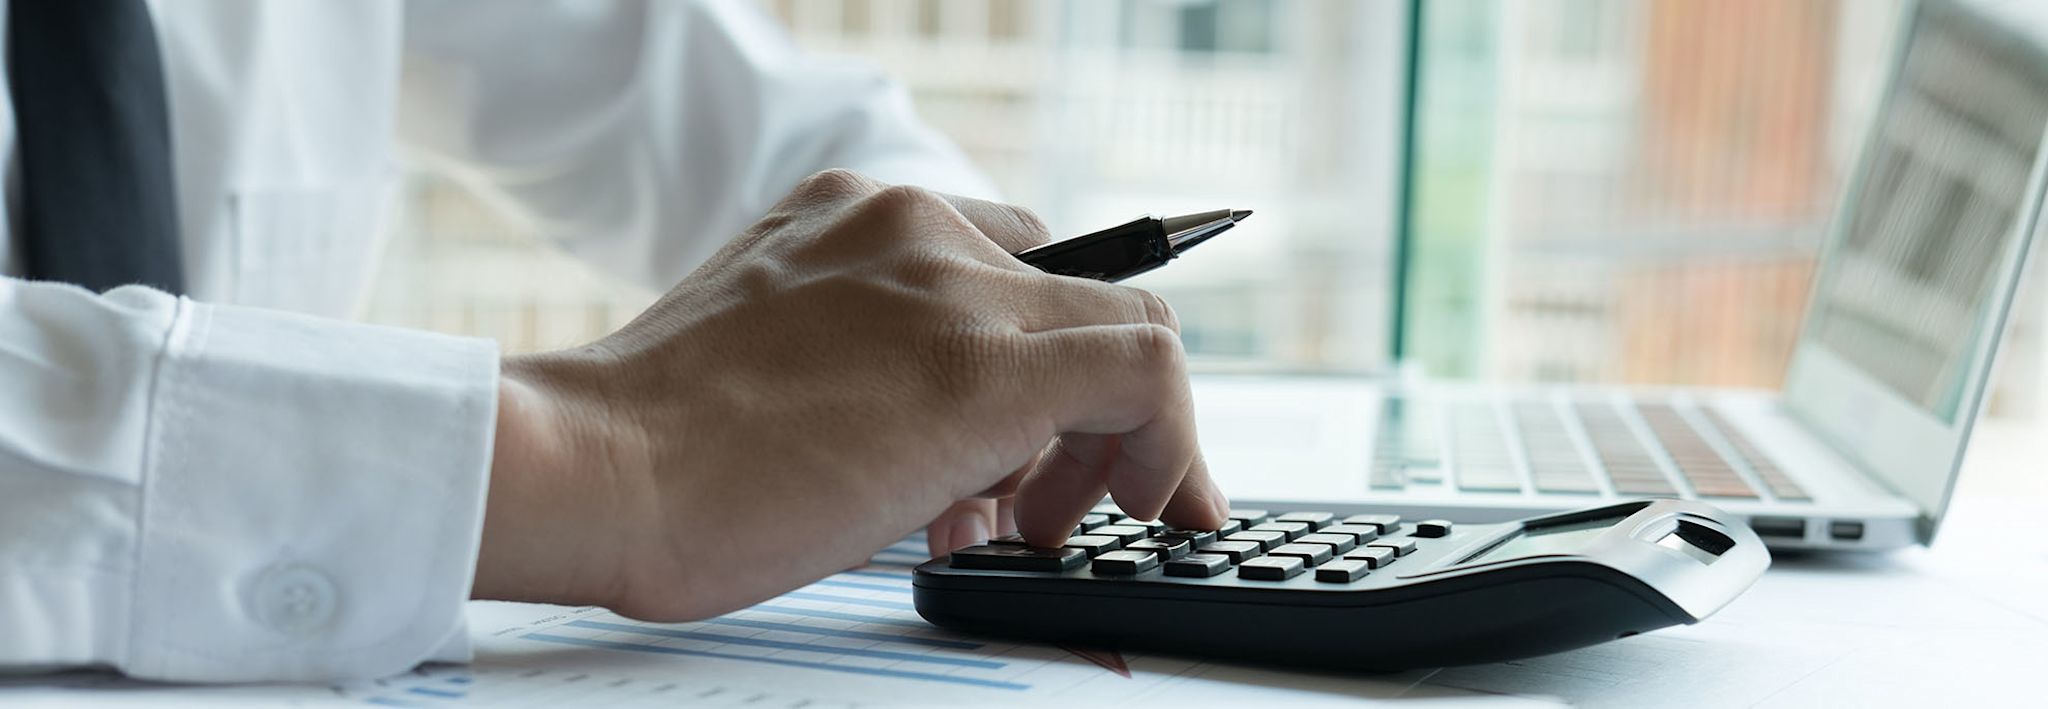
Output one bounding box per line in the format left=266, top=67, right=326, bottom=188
left=1231, top=209, right=1252, bottom=222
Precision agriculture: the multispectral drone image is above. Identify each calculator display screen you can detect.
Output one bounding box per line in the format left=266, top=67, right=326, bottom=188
left=1463, top=514, right=1627, bottom=564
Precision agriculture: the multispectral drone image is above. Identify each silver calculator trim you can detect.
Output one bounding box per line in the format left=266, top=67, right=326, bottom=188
left=1395, top=499, right=1771, bottom=621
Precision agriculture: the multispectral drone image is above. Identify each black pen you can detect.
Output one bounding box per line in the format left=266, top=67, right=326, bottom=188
left=1017, top=210, right=1251, bottom=282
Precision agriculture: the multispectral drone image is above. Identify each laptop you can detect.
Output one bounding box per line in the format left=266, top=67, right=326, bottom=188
left=1192, top=0, right=2048, bottom=551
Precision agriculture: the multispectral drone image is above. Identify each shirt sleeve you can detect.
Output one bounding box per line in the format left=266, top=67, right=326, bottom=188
left=395, top=0, right=998, bottom=292
left=0, top=278, right=498, bottom=682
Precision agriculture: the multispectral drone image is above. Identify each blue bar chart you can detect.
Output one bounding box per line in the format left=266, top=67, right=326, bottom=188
left=351, top=534, right=1213, bottom=707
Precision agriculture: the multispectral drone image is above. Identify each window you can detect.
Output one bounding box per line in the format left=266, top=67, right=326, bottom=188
left=361, top=0, right=2047, bottom=416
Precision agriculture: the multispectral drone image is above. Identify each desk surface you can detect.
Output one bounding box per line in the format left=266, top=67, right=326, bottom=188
left=1421, top=421, right=2048, bottom=706
left=4, top=425, right=2042, bottom=707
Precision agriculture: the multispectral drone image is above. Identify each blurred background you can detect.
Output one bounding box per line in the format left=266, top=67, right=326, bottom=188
left=362, top=0, right=2048, bottom=417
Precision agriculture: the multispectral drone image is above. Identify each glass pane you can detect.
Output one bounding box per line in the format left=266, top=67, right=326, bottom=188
left=368, top=0, right=1408, bottom=373
left=1403, top=0, right=1911, bottom=388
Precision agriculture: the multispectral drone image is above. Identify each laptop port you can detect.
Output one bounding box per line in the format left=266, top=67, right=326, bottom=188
left=1749, top=516, right=1806, bottom=539
left=1828, top=521, right=1865, bottom=541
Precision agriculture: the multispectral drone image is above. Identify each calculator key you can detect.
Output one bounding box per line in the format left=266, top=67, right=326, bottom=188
left=1077, top=514, right=1112, bottom=531
left=1250, top=521, right=1312, bottom=541
left=989, top=533, right=1029, bottom=546
left=1226, top=530, right=1289, bottom=551
left=1131, top=519, right=1167, bottom=533
left=1159, top=528, right=1219, bottom=548
left=1237, top=556, right=1307, bottom=581
left=1315, top=559, right=1372, bottom=583
left=1227, top=509, right=1271, bottom=527
left=1344, top=514, right=1402, bottom=533
left=1126, top=538, right=1192, bottom=561
left=950, top=545, right=1086, bottom=572
left=1368, top=538, right=1419, bottom=557
left=1092, top=525, right=1149, bottom=543
left=1217, top=518, right=1245, bottom=536
left=1413, top=520, right=1454, bottom=538
left=1296, top=533, right=1359, bottom=554
left=1275, top=511, right=1336, bottom=530
left=1268, top=543, right=1335, bottom=566
left=1061, top=535, right=1122, bottom=556
left=1163, top=553, right=1231, bottom=578
left=1090, top=502, right=1126, bottom=522
left=1203, top=540, right=1265, bottom=563
left=1091, top=550, right=1161, bottom=575
left=1343, top=546, right=1396, bottom=569
left=1320, top=524, right=1381, bottom=544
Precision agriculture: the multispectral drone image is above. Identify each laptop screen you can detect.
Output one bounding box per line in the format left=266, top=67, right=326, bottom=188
left=1804, top=0, right=2048, bottom=425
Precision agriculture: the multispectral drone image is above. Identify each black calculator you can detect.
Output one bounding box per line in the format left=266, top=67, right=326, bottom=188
left=913, top=499, right=1767, bottom=671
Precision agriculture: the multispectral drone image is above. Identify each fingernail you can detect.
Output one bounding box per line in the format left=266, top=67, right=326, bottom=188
left=947, top=511, right=990, bottom=551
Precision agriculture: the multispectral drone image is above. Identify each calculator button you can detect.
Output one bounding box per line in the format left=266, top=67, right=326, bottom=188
left=1203, top=540, right=1265, bottom=563
left=1217, top=519, right=1245, bottom=536
left=1343, top=514, right=1402, bottom=534
left=1077, top=514, right=1112, bottom=531
left=1159, top=528, right=1219, bottom=548
left=1268, top=543, right=1334, bottom=566
left=1061, top=535, right=1122, bottom=556
left=1090, top=502, right=1126, bottom=521
left=1343, top=546, right=1396, bottom=569
left=1226, top=530, right=1289, bottom=551
left=1368, top=538, right=1419, bottom=557
left=1092, top=525, right=1149, bottom=543
left=989, top=533, right=1029, bottom=546
left=1237, top=556, right=1306, bottom=581
left=1250, top=522, right=1312, bottom=541
left=1413, top=520, right=1454, bottom=538
left=1227, top=509, right=1271, bottom=527
left=950, top=545, right=1086, bottom=572
left=1091, top=550, right=1161, bottom=575
left=1321, top=524, right=1381, bottom=543
left=1163, top=553, right=1231, bottom=578
left=1126, top=538, right=1192, bottom=561
left=1315, top=559, right=1372, bottom=583
left=1131, top=519, right=1167, bottom=533
left=1275, top=512, right=1336, bottom=530
left=1296, top=533, right=1359, bottom=554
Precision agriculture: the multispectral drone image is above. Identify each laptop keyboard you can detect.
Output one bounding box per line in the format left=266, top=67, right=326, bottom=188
left=1369, top=393, right=1811, bottom=502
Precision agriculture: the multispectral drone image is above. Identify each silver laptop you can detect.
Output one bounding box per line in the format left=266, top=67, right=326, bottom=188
left=1194, top=0, right=2048, bottom=551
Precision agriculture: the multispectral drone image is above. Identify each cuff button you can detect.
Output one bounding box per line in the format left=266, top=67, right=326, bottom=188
left=251, top=564, right=338, bottom=636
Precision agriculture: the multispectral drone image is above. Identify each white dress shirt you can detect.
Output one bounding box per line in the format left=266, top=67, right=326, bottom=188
left=0, top=0, right=990, bottom=683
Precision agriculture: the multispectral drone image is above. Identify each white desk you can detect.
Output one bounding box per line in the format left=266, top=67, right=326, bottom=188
left=1421, top=420, right=2048, bottom=706
left=4, top=426, right=2042, bottom=707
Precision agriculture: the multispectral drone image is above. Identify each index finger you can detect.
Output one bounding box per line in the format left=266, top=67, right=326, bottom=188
left=940, top=194, right=1053, bottom=253
left=1005, top=324, right=1231, bottom=546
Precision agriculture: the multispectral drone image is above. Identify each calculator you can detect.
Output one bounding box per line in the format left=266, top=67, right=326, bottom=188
left=912, top=499, right=1768, bottom=671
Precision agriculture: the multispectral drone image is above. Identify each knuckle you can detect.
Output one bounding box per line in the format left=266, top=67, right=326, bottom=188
left=1129, top=288, right=1181, bottom=332
left=1129, top=323, right=1187, bottom=372
left=868, top=184, right=951, bottom=214
left=1001, top=204, right=1053, bottom=245
left=797, top=168, right=878, bottom=199
left=894, top=248, right=977, bottom=291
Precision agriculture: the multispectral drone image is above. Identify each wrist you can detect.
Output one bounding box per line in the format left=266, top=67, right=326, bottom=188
left=473, top=353, right=638, bottom=606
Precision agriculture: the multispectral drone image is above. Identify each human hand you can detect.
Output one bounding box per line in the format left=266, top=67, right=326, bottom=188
left=473, top=170, right=1228, bottom=620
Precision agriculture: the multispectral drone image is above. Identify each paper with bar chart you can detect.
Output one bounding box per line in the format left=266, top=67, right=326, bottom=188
left=341, top=534, right=1536, bottom=707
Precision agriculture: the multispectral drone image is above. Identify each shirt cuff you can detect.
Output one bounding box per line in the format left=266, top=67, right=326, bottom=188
left=123, top=298, right=498, bottom=681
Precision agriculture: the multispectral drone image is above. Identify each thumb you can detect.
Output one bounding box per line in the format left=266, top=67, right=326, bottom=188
left=927, top=498, right=999, bottom=556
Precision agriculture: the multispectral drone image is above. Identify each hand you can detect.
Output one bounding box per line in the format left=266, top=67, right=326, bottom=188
left=473, top=170, right=1229, bottom=620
